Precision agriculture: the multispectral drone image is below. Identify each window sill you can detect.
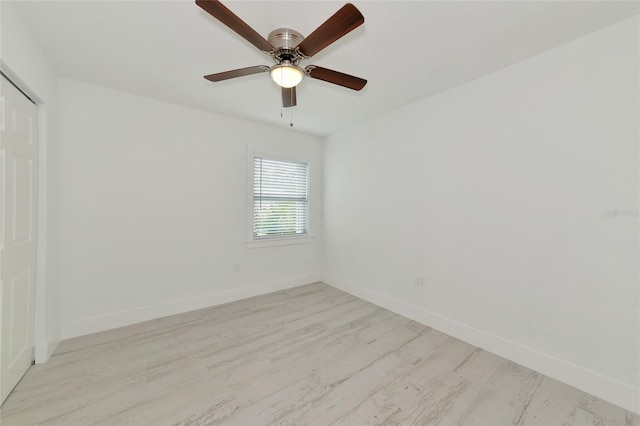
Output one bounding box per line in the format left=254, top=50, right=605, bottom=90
left=246, top=236, right=314, bottom=249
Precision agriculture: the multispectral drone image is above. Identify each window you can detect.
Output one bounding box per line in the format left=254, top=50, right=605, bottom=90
left=252, top=156, right=308, bottom=239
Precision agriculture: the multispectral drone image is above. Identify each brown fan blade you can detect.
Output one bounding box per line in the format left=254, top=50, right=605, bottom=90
left=305, top=66, right=367, bottom=91
left=296, top=3, right=364, bottom=58
left=204, top=65, right=269, bottom=82
left=196, top=0, right=273, bottom=52
left=282, top=87, right=297, bottom=108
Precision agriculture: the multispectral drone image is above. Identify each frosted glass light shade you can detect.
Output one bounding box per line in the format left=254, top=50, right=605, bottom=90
left=270, top=63, right=304, bottom=88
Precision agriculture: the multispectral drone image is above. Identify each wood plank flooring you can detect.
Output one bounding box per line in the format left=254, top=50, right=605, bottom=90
left=1, top=282, right=637, bottom=425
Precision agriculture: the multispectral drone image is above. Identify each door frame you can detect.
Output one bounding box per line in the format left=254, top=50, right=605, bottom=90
left=0, top=64, right=54, bottom=364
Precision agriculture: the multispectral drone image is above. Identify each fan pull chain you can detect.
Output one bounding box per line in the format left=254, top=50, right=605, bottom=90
left=290, top=105, right=293, bottom=127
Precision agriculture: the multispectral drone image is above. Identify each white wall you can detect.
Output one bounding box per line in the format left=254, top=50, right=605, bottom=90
left=0, top=2, right=62, bottom=362
left=324, top=16, right=639, bottom=413
left=59, top=78, right=323, bottom=338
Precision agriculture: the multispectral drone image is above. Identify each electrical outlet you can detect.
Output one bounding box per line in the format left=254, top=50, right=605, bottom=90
left=233, top=264, right=240, bottom=273
left=415, top=276, right=424, bottom=288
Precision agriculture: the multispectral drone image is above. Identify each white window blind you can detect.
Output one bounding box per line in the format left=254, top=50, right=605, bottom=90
left=253, top=157, right=308, bottom=238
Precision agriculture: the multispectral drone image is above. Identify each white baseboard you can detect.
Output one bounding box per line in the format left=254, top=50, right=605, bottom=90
left=325, top=275, right=640, bottom=415
left=61, top=275, right=319, bottom=340
left=35, top=329, right=61, bottom=364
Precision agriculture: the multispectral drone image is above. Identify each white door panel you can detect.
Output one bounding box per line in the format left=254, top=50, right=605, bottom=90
left=0, top=74, right=38, bottom=405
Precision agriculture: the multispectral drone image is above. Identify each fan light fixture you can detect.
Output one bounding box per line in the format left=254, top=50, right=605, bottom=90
left=270, top=62, right=304, bottom=88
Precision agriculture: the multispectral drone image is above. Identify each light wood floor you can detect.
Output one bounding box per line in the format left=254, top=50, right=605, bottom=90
left=1, top=283, right=637, bottom=425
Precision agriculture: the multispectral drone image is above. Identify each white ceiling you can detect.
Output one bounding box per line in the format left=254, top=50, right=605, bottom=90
left=10, top=1, right=639, bottom=137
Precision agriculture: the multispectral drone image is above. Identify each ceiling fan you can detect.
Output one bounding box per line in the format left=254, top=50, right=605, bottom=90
left=196, top=0, right=367, bottom=108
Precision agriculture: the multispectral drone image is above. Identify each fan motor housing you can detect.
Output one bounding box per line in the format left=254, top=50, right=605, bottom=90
left=268, top=28, right=304, bottom=50
left=269, top=28, right=305, bottom=64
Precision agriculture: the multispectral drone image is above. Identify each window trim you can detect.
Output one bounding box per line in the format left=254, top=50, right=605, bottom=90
left=246, top=145, right=313, bottom=248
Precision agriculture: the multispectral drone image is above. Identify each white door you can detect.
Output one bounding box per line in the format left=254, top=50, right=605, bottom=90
left=0, top=74, right=38, bottom=405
